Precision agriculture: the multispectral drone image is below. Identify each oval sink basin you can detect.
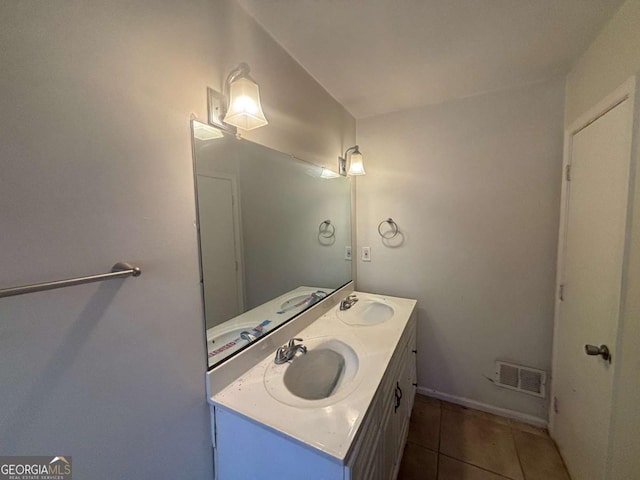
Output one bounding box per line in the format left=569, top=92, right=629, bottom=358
left=337, top=297, right=396, bottom=325
left=283, top=348, right=346, bottom=400
left=264, top=336, right=361, bottom=408
left=276, top=290, right=328, bottom=315
left=208, top=323, right=259, bottom=345
left=207, top=321, right=272, bottom=361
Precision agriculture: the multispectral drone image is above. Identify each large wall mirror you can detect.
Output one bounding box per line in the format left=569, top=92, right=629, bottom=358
left=191, top=121, right=352, bottom=368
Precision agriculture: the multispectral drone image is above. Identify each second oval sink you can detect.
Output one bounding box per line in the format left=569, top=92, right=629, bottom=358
left=337, top=297, right=396, bottom=325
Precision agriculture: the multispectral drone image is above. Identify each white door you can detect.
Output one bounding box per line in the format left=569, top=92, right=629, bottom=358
left=197, top=174, right=244, bottom=327
left=552, top=86, right=634, bottom=480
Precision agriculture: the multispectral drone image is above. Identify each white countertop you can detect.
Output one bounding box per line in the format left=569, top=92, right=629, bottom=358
left=209, top=291, right=417, bottom=462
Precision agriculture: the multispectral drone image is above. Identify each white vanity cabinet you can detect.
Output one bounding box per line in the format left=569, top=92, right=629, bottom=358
left=208, top=293, right=417, bottom=480
left=347, top=311, right=417, bottom=480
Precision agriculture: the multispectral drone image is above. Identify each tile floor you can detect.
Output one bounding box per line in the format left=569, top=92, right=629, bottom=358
left=398, top=394, right=571, bottom=480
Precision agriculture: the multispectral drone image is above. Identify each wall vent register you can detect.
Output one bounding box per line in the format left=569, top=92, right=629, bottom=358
left=494, top=361, right=546, bottom=398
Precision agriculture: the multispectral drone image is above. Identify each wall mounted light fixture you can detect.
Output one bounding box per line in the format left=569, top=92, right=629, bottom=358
left=208, top=63, right=269, bottom=134
left=338, top=145, right=366, bottom=176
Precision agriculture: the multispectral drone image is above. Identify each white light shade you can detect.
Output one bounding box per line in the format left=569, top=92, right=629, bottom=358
left=223, top=76, right=268, bottom=130
left=347, top=151, right=366, bottom=175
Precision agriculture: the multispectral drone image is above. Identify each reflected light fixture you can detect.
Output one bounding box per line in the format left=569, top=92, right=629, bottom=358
left=207, top=63, right=268, bottom=133
left=338, top=145, right=366, bottom=176
left=320, top=167, right=341, bottom=179
left=192, top=120, right=224, bottom=141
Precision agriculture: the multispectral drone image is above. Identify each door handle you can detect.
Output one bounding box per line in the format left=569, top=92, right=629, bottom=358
left=585, top=344, right=611, bottom=363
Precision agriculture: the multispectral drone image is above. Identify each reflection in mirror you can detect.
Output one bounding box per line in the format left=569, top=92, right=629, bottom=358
left=191, top=121, right=352, bottom=368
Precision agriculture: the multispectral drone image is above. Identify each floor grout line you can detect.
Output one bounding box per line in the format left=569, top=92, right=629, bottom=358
left=405, top=438, right=438, bottom=453
left=438, top=452, right=517, bottom=480
left=510, top=425, right=528, bottom=480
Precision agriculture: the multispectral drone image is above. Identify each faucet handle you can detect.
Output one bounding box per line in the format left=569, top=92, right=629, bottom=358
left=287, top=338, right=303, bottom=349
left=274, top=346, right=289, bottom=364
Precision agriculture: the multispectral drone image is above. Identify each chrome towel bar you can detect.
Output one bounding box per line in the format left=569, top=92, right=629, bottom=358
left=0, top=262, right=142, bottom=299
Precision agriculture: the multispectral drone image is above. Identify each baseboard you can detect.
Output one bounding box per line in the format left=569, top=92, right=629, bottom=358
left=416, top=386, right=548, bottom=428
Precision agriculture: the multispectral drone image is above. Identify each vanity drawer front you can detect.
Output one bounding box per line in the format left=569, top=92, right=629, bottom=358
left=403, top=310, right=417, bottom=358
left=381, top=310, right=416, bottom=392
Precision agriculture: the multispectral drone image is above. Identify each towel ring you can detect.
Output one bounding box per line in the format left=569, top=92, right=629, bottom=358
left=378, top=218, right=399, bottom=239
left=319, top=220, right=335, bottom=238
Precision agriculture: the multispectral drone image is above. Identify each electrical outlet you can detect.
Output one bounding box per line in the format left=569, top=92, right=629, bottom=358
left=362, top=246, right=371, bottom=262
left=345, top=246, right=352, bottom=260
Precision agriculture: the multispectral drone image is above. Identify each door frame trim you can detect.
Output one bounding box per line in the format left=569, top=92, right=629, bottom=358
left=549, top=75, right=638, bottom=470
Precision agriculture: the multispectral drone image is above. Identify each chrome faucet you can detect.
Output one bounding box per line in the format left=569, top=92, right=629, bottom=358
left=340, top=293, right=359, bottom=311
left=274, top=338, right=307, bottom=364
left=240, top=331, right=256, bottom=342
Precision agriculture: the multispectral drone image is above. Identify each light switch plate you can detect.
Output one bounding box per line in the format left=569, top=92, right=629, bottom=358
left=345, top=246, right=352, bottom=260
left=362, top=246, right=371, bottom=262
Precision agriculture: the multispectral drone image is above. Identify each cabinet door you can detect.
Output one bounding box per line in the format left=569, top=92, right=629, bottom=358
left=380, top=392, right=397, bottom=480
left=361, top=430, right=382, bottom=480
left=406, top=320, right=418, bottom=415
left=367, top=312, right=419, bottom=480
left=395, top=347, right=411, bottom=460
left=347, top=408, right=382, bottom=480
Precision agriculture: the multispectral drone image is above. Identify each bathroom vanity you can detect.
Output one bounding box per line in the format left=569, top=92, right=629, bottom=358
left=206, top=290, right=417, bottom=480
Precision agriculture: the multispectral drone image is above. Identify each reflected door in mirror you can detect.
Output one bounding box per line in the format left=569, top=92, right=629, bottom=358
left=197, top=173, right=244, bottom=328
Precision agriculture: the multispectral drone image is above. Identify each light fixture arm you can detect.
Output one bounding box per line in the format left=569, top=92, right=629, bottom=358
left=223, top=63, right=251, bottom=99
left=343, top=145, right=359, bottom=158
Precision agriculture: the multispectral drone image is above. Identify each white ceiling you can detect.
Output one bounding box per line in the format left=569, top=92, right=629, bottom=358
left=236, top=0, right=624, bottom=118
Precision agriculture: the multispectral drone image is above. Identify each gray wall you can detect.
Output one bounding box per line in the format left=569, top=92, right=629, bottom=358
left=356, top=78, right=565, bottom=420
left=0, top=1, right=354, bottom=478
left=565, top=0, right=640, bottom=127
left=562, top=1, right=640, bottom=476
